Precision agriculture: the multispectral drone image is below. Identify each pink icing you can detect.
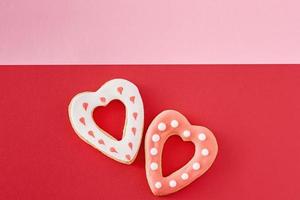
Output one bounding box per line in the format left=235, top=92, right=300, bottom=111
left=145, top=110, right=218, bottom=196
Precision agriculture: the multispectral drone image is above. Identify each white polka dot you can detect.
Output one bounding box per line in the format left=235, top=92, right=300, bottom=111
left=192, top=162, right=200, bottom=170
left=150, top=148, right=158, bottom=156
left=152, top=134, right=160, bottom=142
left=170, top=120, right=179, bottom=128
left=150, top=162, right=158, bottom=171
left=169, top=180, right=177, bottom=188
left=155, top=181, right=162, bottom=189
left=183, top=130, right=191, bottom=138
left=198, top=133, right=206, bottom=141
left=201, top=148, right=209, bottom=156
left=181, top=173, right=189, bottom=180
left=158, top=122, right=166, bottom=131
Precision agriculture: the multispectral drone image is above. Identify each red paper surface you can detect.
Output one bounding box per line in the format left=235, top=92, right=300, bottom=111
left=1, top=66, right=300, bottom=199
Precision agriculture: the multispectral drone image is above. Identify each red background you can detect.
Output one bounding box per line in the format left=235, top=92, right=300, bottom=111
left=1, top=66, right=300, bottom=199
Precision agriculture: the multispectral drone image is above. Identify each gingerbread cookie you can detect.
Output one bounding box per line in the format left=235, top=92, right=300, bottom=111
left=68, top=79, right=144, bottom=164
left=145, top=110, right=218, bottom=196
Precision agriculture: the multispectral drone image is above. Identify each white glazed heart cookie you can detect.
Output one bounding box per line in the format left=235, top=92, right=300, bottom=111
left=68, top=79, right=144, bottom=164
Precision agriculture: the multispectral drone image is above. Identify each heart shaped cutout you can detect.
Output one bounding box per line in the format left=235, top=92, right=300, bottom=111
left=145, top=110, right=218, bottom=196
left=93, top=100, right=125, bottom=141
left=68, top=79, right=144, bottom=164
left=162, top=135, right=195, bottom=177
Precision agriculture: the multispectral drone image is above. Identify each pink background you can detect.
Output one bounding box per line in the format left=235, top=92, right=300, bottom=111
left=0, top=0, right=300, bottom=64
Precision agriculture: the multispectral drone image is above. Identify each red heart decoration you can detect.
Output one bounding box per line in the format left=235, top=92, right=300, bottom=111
left=130, top=96, right=135, bottom=103
left=100, top=97, right=106, bottom=103
left=117, top=87, right=123, bottom=95
left=133, top=112, right=138, bottom=120
left=82, top=102, right=88, bottom=111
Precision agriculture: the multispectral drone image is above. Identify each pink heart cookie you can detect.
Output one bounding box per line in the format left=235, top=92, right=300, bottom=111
left=68, top=79, right=144, bottom=164
left=145, top=110, right=218, bottom=196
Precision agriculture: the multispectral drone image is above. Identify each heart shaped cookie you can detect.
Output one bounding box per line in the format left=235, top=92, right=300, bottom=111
left=145, top=110, right=218, bottom=196
left=68, top=79, right=144, bottom=164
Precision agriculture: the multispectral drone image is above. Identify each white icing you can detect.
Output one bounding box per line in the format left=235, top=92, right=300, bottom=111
left=201, top=148, right=209, bottom=156
left=155, top=181, right=162, bottom=189
left=181, top=173, right=189, bottom=180
left=170, top=120, right=179, bottom=128
left=68, top=79, right=144, bottom=164
left=198, top=133, right=206, bottom=141
left=150, top=162, right=158, bottom=171
left=157, top=122, right=166, bottom=131
left=169, top=180, right=177, bottom=188
left=152, top=134, right=160, bottom=142
left=183, top=130, right=191, bottom=138
left=192, top=162, right=200, bottom=170
left=150, top=147, right=158, bottom=156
